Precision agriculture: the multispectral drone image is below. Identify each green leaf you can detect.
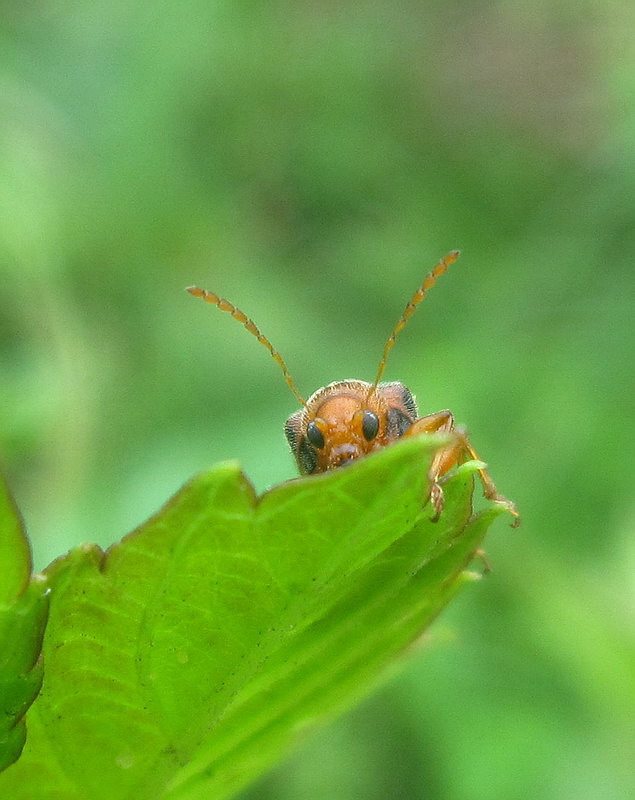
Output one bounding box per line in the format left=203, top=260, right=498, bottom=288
left=0, top=476, right=49, bottom=773
left=0, top=436, right=509, bottom=799
left=0, top=475, right=31, bottom=607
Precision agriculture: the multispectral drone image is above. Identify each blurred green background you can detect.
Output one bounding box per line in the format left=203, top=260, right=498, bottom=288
left=1, top=2, right=633, bottom=799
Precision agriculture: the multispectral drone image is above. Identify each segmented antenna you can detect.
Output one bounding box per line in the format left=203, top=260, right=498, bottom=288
left=186, top=286, right=306, bottom=407
left=369, top=250, right=461, bottom=394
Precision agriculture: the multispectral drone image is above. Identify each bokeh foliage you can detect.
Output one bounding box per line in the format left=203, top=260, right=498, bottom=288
left=1, top=2, right=633, bottom=799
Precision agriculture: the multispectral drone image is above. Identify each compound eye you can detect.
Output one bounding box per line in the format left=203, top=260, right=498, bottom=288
left=361, top=410, right=380, bottom=441
left=306, top=420, right=326, bottom=449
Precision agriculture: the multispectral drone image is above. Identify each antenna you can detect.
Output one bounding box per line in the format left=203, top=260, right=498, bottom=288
left=186, top=286, right=306, bottom=407
left=369, top=250, right=461, bottom=394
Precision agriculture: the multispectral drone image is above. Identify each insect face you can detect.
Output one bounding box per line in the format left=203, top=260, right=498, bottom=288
left=284, top=380, right=418, bottom=473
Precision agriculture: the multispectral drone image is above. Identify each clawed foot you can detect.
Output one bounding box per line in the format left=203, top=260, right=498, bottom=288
left=490, top=495, right=521, bottom=528
left=429, top=481, right=444, bottom=523
left=473, top=548, right=492, bottom=573
left=429, top=477, right=520, bottom=528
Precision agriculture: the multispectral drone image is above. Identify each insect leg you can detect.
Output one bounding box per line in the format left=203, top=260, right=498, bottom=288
left=404, top=410, right=457, bottom=521
left=405, top=411, right=519, bottom=526
left=456, top=430, right=520, bottom=526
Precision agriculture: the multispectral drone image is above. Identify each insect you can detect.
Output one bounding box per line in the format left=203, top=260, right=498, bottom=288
left=186, top=251, right=519, bottom=526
